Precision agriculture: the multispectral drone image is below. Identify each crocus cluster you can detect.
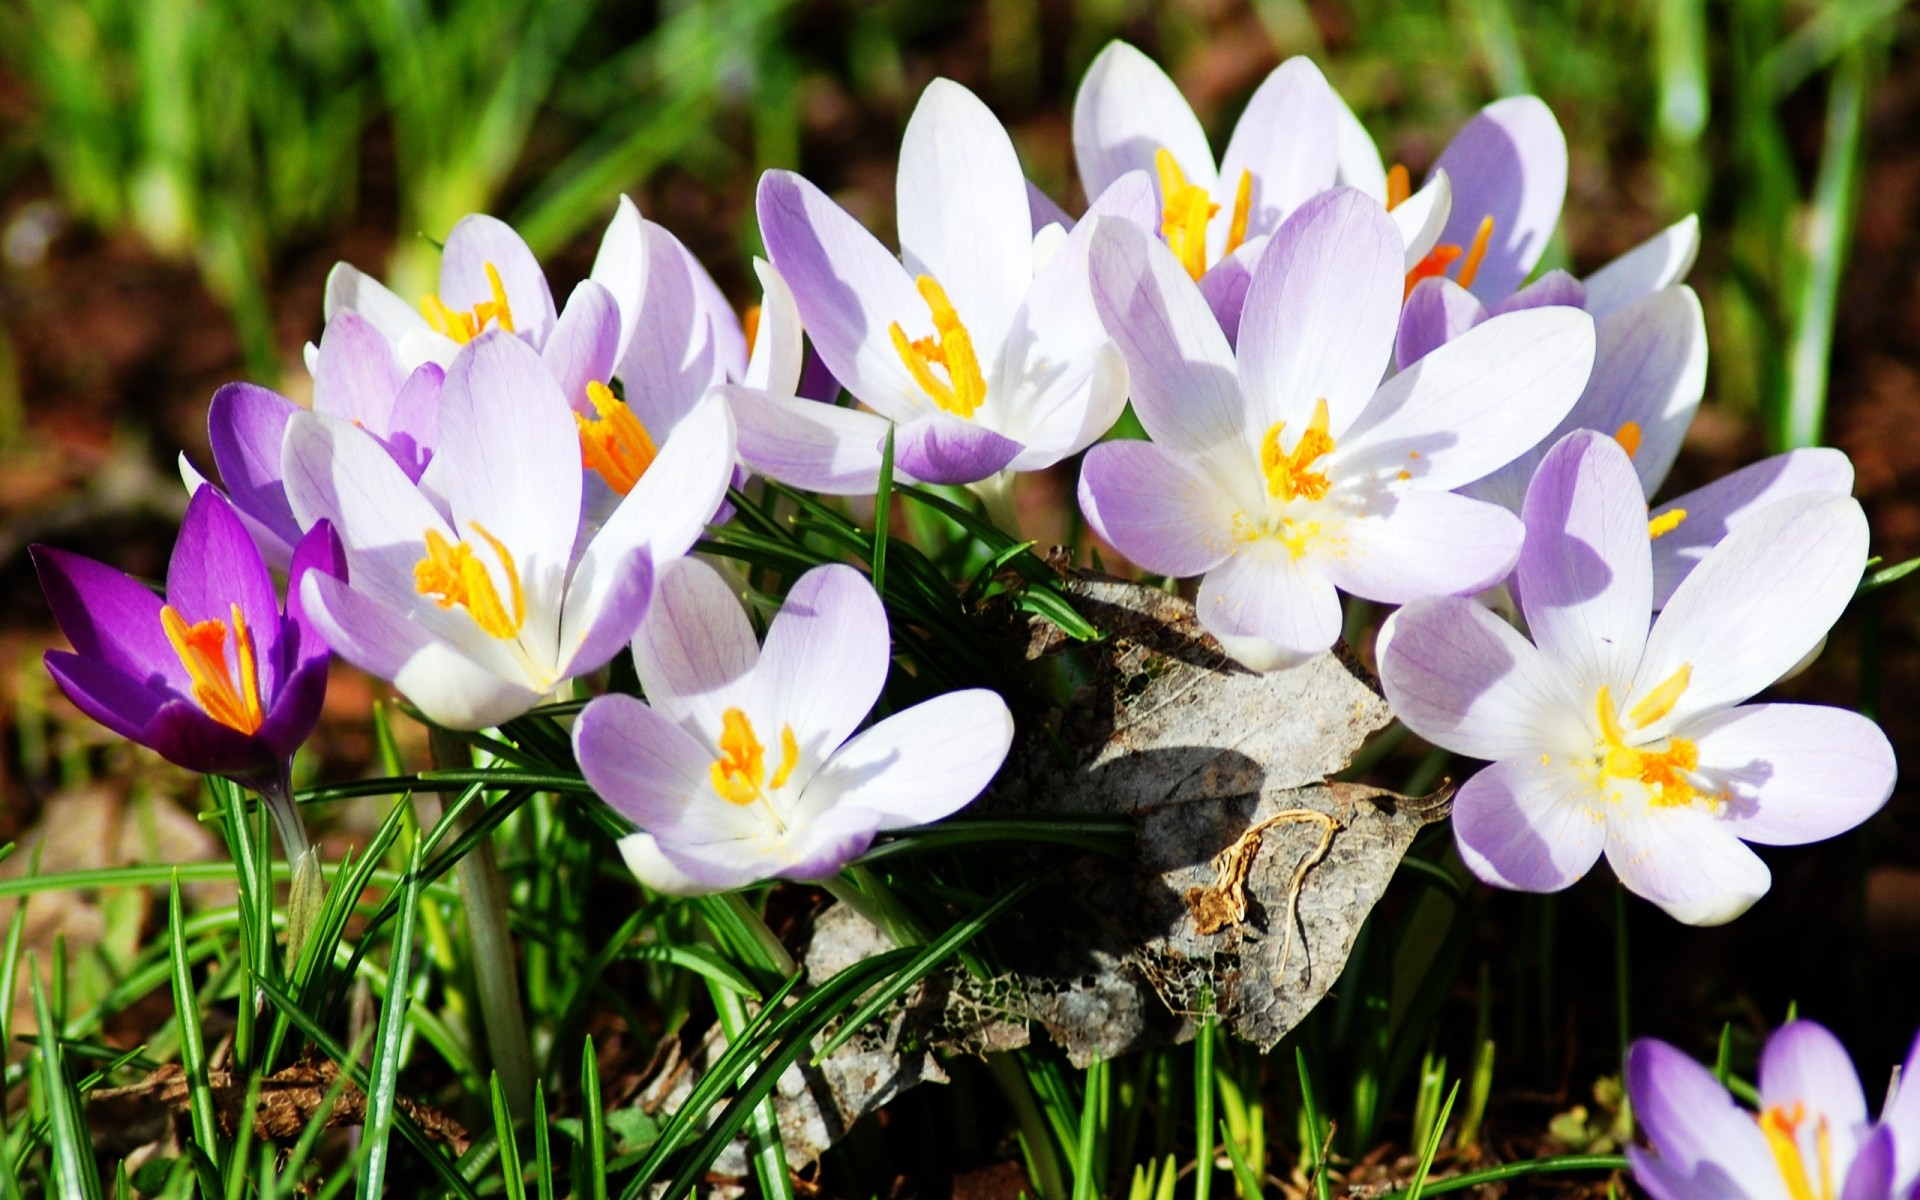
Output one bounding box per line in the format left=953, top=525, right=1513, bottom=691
left=34, top=43, right=1893, bottom=912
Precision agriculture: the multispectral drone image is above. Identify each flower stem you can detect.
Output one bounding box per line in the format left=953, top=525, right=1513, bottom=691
left=971, top=468, right=1022, bottom=540
left=822, top=866, right=926, bottom=947
left=429, top=726, right=535, bottom=1122
left=252, top=767, right=320, bottom=966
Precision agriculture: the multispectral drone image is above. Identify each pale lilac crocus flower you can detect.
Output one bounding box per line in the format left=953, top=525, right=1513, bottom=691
left=1078, top=188, right=1594, bottom=671
left=1629, top=1020, right=1920, bottom=1200
left=573, top=558, right=1014, bottom=895
left=756, top=77, right=1148, bottom=498
left=281, top=330, right=735, bottom=730
left=1379, top=430, right=1893, bottom=924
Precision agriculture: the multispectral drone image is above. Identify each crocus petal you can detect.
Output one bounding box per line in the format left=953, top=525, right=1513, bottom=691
left=1840, top=1127, right=1895, bottom=1200
left=615, top=832, right=715, bottom=896
left=1331, top=92, right=1387, bottom=201
left=33, top=547, right=185, bottom=692
left=45, top=651, right=273, bottom=776
left=1072, top=40, right=1216, bottom=200
left=749, top=563, right=891, bottom=757
left=543, top=280, right=621, bottom=411
left=283, top=521, right=346, bottom=673
left=312, top=309, right=405, bottom=427
left=896, top=78, right=1032, bottom=360
left=207, top=382, right=305, bottom=565
left=440, top=214, right=556, bottom=348
left=683, top=239, right=747, bottom=385
left=742, top=259, right=804, bottom=395
left=1077, top=439, right=1238, bottom=578
left=1395, top=277, right=1487, bottom=370
left=774, top=805, right=890, bottom=881
left=801, top=688, right=1014, bottom=828
left=1628, top=1038, right=1782, bottom=1194
left=381, top=364, right=443, bottom=483
left=589, top=194, right=648, bottom=368
left=1452, top=757, right=1605, bottom=893
left=1087, top=218, right=1244, bottom=458
left=758, top=170, right=931, bottom=421
left=1195, top=546, right=1342, bottom=665
left=1431, top=95, right=1568, bottom=300
left=1197, top=238, right=1261, bottom=345
left=1392, top=170, right=1452, bottom=270
left=1650, top=448, right=1855, bottom=607
left=555, top=546, right=653, bottom=680
left=1883, top=1033, right=1920, bottom=1188
left=1489, top=269, right=1586, bottom=315
left=1760, top=1021, right=1869, bottom=1141
left=1603, top=806, right=1771, bottom=925
left=1340, top=305, right=1596, bottom=491
left=323, top=261, right=430, bottom=349
left=619, top=221, right=725, bottom=432
left=1514, top=430, right=1652, bottom=697
left=893, top=413, right=1022, bottom=485
left=1636, top=493, right=1868, bottom=729
left=167, top=487, right=286, bottom=699
left=630, top=556, right=759, bottom=734
left=1215, top=57, right=1339, bottom=243
left=573, top=692, right=721, bottom=830
left=1687, top=703, right=1895, bottom=846
left=1321, top=489, right=1521, bottom=605
left=1378, top=596, right=1586, bottom=760
left=648, top=804, right=885, bottom=891
left=1584, top=214, right=1701, bottom=319
left=1028, top=180, right=1073, bottom=235
left=1236, top=189, right=1401, bottom=439
left=724, top=385, right=894, bottom=496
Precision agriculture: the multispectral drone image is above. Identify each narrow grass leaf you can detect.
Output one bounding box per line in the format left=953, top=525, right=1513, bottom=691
left=357, top=840, right=424, bottom=1197
left=166, top=874, right=223, bottom=1194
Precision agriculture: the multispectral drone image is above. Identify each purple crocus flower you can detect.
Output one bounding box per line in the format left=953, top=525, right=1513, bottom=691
left=1379, top=430, right=1894, bottom=924
left=33, top=485, right=344, bottom=858
left=1078, top=187, right=1595, bottom=671
left=573, top=558, right=1014, bottom=895
left=1629, top=1020, right=1920, bottom=1200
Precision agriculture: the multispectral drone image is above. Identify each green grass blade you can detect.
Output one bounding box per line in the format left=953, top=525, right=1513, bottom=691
left=30, top=964, right=102, bottom=1200
left=1373, top=1154, right=1629, bottom=1200
left=533, top=1083, right=555, bottom=1200
left=167, top=873, right=224, bottom=1193
left=713, top=985, right=793, bottom=1200
left=1405, top=1082, right=1460, bottom=1200
left=1195, top=1002, right=1216, bottom=1200
left=1070, top=1057, right=1107, bottom=1200
left=492, top=1072, right=526, bottom=1200
left=1297, top=1047, right=1331, bottom=1200
left=873, top=424, right=896, bottom=599
left=357, top=840, right=425, bottom=1197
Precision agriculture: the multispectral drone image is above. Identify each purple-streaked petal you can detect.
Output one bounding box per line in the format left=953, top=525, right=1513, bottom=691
left=897, top=78, right=1032, bottom=360
left=1237, top=189, right=1401, bottom=438
left=1432, top=95, right=1568, bottom=301
left=757, top=170, right=930, bottom=420
left=440, top=213, right=556, bottom=348
left=45, top=650, right=274, bottom=776
left=1027, top=179, right=1073, bottom=235
left=1340, top=305, right=1596, bottom=491
left=1197, top=237, right=1261, bottom=345
left=1077, top=439, right=1238, bottom=578
left=1395, top=277, right=1488, bottom=369
left=725, top=385, right=892, bottom=496
left=543, top=279, right=621, bottom=411
left=801, top=688, right=1014, bottom=829
left=1841, top=1127, right=1895, bottom=1200
left=207, top=382, right=305, bottom=561
left=1760, top=1021, right=1869, bottom=1146
left=1087, top=218, right=1245, bottom=457
left=683, top=239, right=747, bottom=385
left=1885, top=1032, right=1920, bottom=1189
left=1332, top=92, right=1387, bottom=200
left=589, top=194, right=647, bottom=369
left=1072, top=40, right=1215, bottom=200
left=323, top=261, right=427, bottom=347
left=798, top=347, right=841, bottom=404
left=1195, top=546, right=1342, bottom=664
left=1215, top=57, right=1339, bottom=243
left=180, top=454, right=296, bottom=573
left=1489, top=269, right=1586, bottom=315
left=776, top=805, right=890, bottom=882
left=630, top=556, right=758, bottom=734
left=574, top=692, right=719, bottom=830
left=750, top=563, right=890, bottom=757
left=283, top=519, right=346, bottom=670
left=615, top=833, right=713, bottom=896
left=1452, top=757, right=1605, bottom=892
left=253, top=649, right=328, bottom=761
left=34, top=548, right=182, bottom=690
left=1584, top=214, right=1701, bottom=319
left=1651, top=448, right=1855, bottom=607
left=1636, top=493, right=1868, bottom=729
left=1321, top=489, right=1522, bottom=605
left=382, top=363, right=443, bottom=482
left=1378, top=595, right=1587, bottom=760
left=893, top=413, right=1022, bottom=485
left=619, top=221, right=725, bottom=433
left=1514, top=430, right=1651, bottom=696
left=1603, top=806, right=1771, bottom=925
left=555, top=546, right=653, bottom=680
left=1688, top=703, right=1895, bottom=846
left=643, top=803, right=885, bottom=892
left=312, top=309, right=405, bottom=428
left=166, top=487, right=284, bottom=698
left=1628, top=1038, right=1781, bottom=1192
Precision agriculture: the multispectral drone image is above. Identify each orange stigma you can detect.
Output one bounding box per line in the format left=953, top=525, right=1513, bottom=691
left=1402, top=215, right=1497, bottom=299
left=1259, top=397, right=1336, bottom=503
left=577, top=381, right=658, bottom=495
left=161, top=603, right=265, bottom=735
left=413, top=522, right=525, bottom=640
left=709, top=708, right=801, bottom=806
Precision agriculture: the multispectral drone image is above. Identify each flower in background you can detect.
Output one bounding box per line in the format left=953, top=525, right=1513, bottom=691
left=1379, top=431, right=1892, bottom=924
left=574, top=558, right=1014, bottom=895
left=1628, top=1020, right=1920, bottom=1200
left=757, top=78, right=1148, bottom=493
left=282, top=330, right=735, bottom=730
left=1079, top=188, right=1594, bottom=671
left=33, top=486, right=343, bottom=859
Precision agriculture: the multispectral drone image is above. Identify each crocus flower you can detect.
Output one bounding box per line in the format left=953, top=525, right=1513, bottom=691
left=573, top=558, right=1015, bottom=894
left=33, top=485, right=344, bottom=859
left=282, top=329, right=735, bottom=730
left=1628, top=1020, right=1920, bottom=1200
left=1379, top=430, right=1893, bottom=924
left=757, top=77, right=1147, bottom=491
left=1078, top=188, right=1595, bottom=671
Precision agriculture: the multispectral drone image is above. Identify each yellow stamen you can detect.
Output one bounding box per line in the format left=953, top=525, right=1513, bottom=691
left=742, top=304, right=762, bottom=354
left=708, top=708, right=801, bottom=805
left=419, top=260, right=517, bottom=344
left=413, top=522, right=525, bottom=640
left=576, top=380, right=658, bottom=495
left=1595, top=684, right=1702, bottom=808
left=1456, top=215, right=1495, bottom=290
left=1155, top=148, right=1219, bottom=281
left=1759, top=1105, right=1822, bottom=1200
left=1649, top=508, right=1687, bottom=540
left=1385, top=164, right=1411, bottom=211
left=1628, top=664, right=1692, bottom=729
left=888, top=275, right=987, bottom=419
left=1259, top=398, right=1336, bottom=503
left=1614, top=420, right=1643, bottom=459
left=160, top=603, right=266, bottom=735
left=770, top=725, right=801, bottom=791
left=1223, top=170, right=1254, bottom=259
left=484, top=262, right=515, bottom=334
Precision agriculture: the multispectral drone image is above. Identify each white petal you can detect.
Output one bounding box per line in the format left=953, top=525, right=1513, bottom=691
left=801, top=689, right=1014, bottom=829
left=1603, top=806, right=1771, bottom=926
left=1072, top=40, right=1216, bottom=199
left=1583, top=214, right=1701, bottom=319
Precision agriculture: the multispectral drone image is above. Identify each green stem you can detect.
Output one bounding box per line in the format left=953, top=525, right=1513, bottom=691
left=821, top=867, right=927, bottom=948
left=987, top=1051, right=1068, bottom=1200
left=712, top=984, right=795, bottom=1200
left=252, top=768, right=320, bottom=967
left=715, top=891, right=798, bottom=978
left=430, top=726, right=535, bottom=1122
left=970, top=468, right=1022, bottom=540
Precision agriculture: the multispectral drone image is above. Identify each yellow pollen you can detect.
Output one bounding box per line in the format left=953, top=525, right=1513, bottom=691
left=419, top=261, right=517, bottom=344
left=708, top=708, right=801, bottom=806
left=1224, top=169, right=1254, bottom=259
left=888, top=275, right=987, bottom=419
left=1759, top=1105, right=1832, bottom=1200
left=413, top=522, right=525, bottom=640
left=576, top=380, right=658, bottom=495
left=1595, top=683, right=1703, bottom=808
left=1385, top=164, right=1411, bottom=211
left=742, top=304, right=762, bottom=354
left=1259, top=397, right=1336, bottom=503
left=1628, top=663, right=1692, bottom=728
left=1155, top=149, right=1219, bottom=281
left=1456, top=215, right=1495, bottom=290
left=1614, top=421, right=1643, bottom=459
left=160, top=603, right=265, bottom=735
left=1649, top=508, right=1688, bottom=539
